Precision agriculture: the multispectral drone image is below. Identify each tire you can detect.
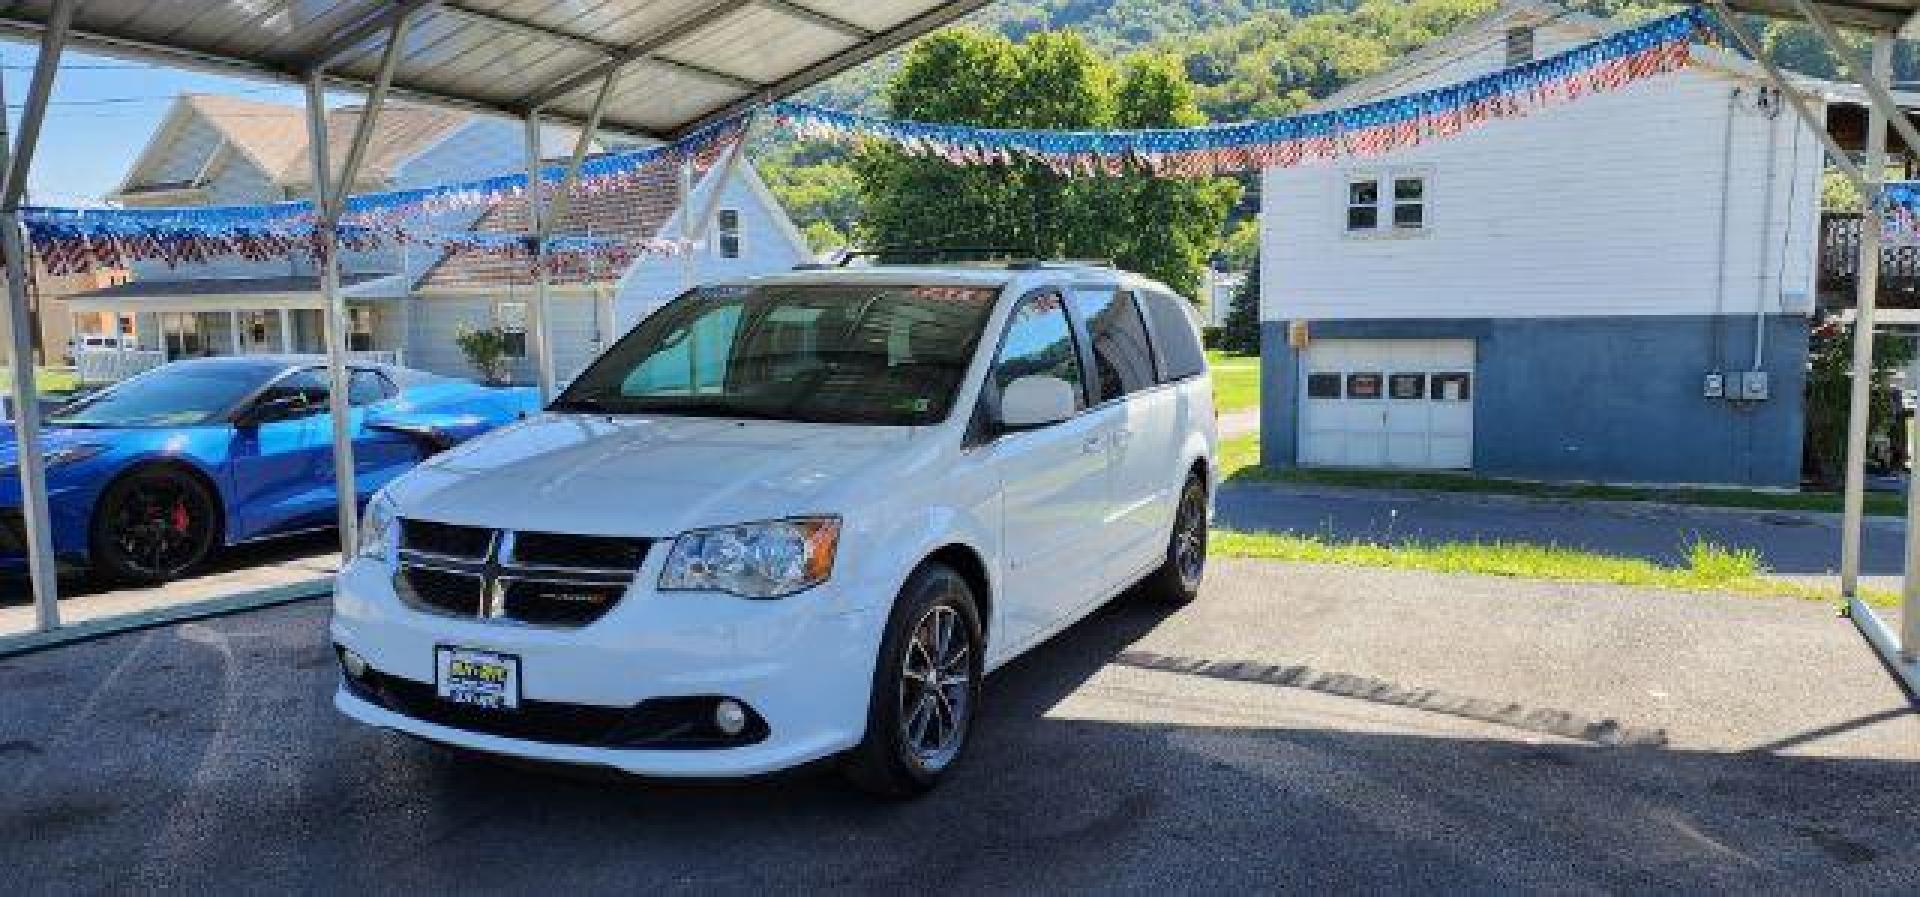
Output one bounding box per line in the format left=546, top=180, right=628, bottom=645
left=843, top=562, right=985, bottom=798
left=90, top=466, right=221, bottom=584
left=1140, top=472, right=1208, bottom=605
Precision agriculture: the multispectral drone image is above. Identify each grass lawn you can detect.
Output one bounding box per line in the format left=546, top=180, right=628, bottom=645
left=1216, top=432, right=1902, bottom=517
left=0, top=367, right=78, bottom=395
left=1210, top=528, right=1895, bottom=608
left=1206, top=349, right=1259, bottom=413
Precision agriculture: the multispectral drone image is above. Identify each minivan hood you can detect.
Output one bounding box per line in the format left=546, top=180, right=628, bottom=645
left=386, top=414, right=919, bottom=536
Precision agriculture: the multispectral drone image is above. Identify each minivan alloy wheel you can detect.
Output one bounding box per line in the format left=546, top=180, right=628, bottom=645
left=1174, top=478, right=1207, bottom=589
left=900, top=603, right=972, bottom=770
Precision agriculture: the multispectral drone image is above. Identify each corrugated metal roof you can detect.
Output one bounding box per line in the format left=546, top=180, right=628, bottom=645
left=1682, top=0, right=1920, bottom=29
left=0, top=1, right=996, bottom=140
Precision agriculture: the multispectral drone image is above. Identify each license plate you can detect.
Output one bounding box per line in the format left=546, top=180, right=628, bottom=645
left=434, top=647, right=520, bottom=710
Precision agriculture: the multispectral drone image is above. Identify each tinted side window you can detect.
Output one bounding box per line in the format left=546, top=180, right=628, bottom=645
left=1070, top=289, right=1157, bottom=403
left=992, top=293, right=1085, bottom=409
left=348, top=370, right=393, bottom=406
left=258, top=369, right=329, bottom=417
left=1141, top=291, right=1206, bottom=381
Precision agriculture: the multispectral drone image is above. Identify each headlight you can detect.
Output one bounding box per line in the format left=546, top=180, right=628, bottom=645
left=659, top=516, right=840, bottom=599
left=356, top=492, right=399, bottom=562
left=0, top=443, right=105, bottom=477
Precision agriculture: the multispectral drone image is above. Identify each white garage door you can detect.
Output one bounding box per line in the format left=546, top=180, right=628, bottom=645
left=1299, top=338, right=1474, bottom=470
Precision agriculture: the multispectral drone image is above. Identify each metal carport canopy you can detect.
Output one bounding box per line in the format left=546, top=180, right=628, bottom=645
left=0, top=0, right=993, bottom=637
left=0, top=0, right=995, bottom=140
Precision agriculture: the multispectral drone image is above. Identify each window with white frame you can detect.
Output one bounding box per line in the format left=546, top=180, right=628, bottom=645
left=496, top=301, right=528, bottom=359
left=716, top=209, right=742, bottom=259
left=1504, top=26, right=1535, bottom=67
left=1345, top=179, right=1379, bottom=231
left=347, top=306, right=376, bottom=352
left=1345, top=173, right=1427, bottom=235
left=1391, top=176, right=1425, bottom=229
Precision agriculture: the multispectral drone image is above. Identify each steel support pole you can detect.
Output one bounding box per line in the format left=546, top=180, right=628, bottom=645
left=305, top=76, right=360, bottom=554
left=1841, top=36, right=1893, bottom=600
left=303, top=7, right=416, bottom=554
left=0, top=0, right=75, bottom=632
left=523, top=113, right=556, bottom=401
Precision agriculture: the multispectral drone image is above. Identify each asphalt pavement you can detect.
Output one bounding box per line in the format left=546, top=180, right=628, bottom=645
left=3, top=559, right=1917, bottom=893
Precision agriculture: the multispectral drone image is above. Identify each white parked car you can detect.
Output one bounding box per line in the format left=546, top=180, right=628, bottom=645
left=332, top=263, right=1217, bottom=795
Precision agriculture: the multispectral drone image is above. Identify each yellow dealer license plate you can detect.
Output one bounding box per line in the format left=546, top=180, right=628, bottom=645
left=435, top=647, right=520, bottom=710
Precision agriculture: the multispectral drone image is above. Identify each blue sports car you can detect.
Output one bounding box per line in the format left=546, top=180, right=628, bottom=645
left=0, top=357, right=539, bottom=583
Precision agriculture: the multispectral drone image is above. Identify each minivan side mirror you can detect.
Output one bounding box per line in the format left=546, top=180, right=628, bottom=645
left=997, top=374, right=1079, bottom=430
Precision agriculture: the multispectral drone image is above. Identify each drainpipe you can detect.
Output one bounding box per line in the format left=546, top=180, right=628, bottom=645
left=1753, top=88, right=1781, bottom=372
left=1711, top=86, right=1739, bottom=372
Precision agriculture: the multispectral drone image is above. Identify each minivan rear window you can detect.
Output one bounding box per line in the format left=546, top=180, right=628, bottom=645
left=1070, top=289, right=1157, bottom=403
left=1141, top=291, right=1207, bottom=382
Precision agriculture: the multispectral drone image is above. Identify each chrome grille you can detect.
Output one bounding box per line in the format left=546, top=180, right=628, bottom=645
left=394, top=521, right=648, bottom=628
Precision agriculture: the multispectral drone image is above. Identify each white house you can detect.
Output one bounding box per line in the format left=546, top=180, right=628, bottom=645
left=1259, top=1, right=1824, bottom=488
left=65, top=94, right=809, bottom=382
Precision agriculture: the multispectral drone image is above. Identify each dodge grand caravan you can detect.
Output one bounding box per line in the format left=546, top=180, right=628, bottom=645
left=332, top=263, right=1217, bottom=796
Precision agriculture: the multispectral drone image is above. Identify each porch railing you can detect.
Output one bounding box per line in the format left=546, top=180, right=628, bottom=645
left=75, top=349, right=165, bottom=385
left=1820, top=212, right=1920, bottom=306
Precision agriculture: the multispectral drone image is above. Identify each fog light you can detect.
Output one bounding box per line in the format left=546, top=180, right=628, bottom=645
left=340, top=648, right=370, bottom=680
left=714, top=699, right=747, bottom=736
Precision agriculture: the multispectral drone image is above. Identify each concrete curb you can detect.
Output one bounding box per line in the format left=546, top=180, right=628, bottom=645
left=0, top=578, right=331, bottom=660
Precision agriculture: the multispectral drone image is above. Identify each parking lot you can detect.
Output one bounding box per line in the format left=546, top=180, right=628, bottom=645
left=4, top=558, right=1917, bottom=893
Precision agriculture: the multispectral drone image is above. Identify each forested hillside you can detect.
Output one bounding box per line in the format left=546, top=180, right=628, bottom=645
left=761, top=0, right=1872, bottom=256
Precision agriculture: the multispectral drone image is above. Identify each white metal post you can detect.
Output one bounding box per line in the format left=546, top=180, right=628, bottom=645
left=1, top=0, right=75, bottom=632
left=305, top=76, right=360, bottom=553
left=279, top=308, right=293, bottom=352
left=302, top=5, right=418, bottom=556
left=1841, top=36, right=1893, bottom=599
left=523, top=113, right=556, bottom=401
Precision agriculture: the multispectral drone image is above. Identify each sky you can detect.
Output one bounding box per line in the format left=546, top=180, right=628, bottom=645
left=0, top=43, right=338, bottom=207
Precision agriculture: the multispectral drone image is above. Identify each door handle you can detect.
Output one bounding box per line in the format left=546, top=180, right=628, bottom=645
left=1082, top=434, right=1107, bottom=454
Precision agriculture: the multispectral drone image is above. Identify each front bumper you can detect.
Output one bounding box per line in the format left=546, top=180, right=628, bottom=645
left=329, top=556, right=886, bottom=777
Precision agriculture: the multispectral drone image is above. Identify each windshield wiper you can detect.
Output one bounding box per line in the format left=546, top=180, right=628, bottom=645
left=623, top=401, right=793, bottom=421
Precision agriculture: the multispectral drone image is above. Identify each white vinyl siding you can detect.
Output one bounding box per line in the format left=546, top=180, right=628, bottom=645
left=1263, top=65, right=1822, bottom=321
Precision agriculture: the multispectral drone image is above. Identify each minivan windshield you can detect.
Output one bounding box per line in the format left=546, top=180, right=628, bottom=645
left=554, top=283, right=1000, bottom=425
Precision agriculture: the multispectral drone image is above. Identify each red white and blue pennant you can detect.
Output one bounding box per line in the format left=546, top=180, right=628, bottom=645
left=768, top=8, right=1705, bottom=178
left=20, top=9, right=1708, bottom=274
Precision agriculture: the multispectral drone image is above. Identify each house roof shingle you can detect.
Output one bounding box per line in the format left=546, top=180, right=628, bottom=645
left=116, top=95, right=469, bottom=198
left=417, top=163, right=692, bottom=291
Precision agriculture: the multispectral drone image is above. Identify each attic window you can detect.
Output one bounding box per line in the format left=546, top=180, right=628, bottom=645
left=1505, top=27, right=1535, bottom=67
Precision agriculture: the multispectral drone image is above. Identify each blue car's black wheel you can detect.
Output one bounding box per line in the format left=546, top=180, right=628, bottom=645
left=91, top=467, right=220, bottom=584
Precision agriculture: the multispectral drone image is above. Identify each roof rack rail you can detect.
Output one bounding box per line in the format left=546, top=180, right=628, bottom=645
left=1005, top=258, right=1114, bottom=271
left=835, top=247, right=1025, bottom=266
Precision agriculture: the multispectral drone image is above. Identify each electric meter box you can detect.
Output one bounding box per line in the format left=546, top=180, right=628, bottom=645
left=1703, top=372, right=1725, bottom=399
left=1738, top=371, right=1770, bottom=402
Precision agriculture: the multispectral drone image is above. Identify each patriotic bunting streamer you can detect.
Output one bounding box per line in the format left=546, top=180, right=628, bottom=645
left=19, top=8, right=1706, bottom=275
left=768, top=7, right=1706, bottom=178
left=23, top=114, right=747, bottom=275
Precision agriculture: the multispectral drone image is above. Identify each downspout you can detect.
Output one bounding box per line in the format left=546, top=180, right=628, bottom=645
left=1753, top=87, right=1781, bottom=372
left=1712, top=86, right=1739, bottom=371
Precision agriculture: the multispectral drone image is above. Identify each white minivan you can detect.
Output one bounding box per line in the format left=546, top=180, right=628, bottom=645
left=332, top=263, right=1217, bottom=795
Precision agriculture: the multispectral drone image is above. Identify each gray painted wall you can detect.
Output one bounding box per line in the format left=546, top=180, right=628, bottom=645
left=1261, top=315, right=1811, bottom=488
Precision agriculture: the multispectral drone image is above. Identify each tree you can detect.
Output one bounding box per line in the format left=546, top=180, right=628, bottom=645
left=855, top=29, right=1235, bottom=295
left=1219, top=259, right=1261, bottom=354
left=1805, top=319, right=1915, bottom=488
